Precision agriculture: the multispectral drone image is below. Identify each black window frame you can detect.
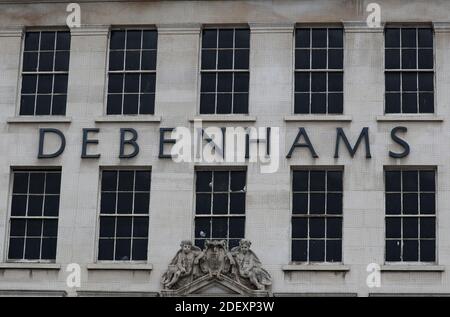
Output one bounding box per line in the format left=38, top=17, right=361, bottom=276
left=19, top=30, right=71, bottom=116
left=294, top=26, right=344, bottom=114
left=384, top=26, right=435, bottom=114
left=7, top=169, right=62, bottom=262
left=291, top=168, right=343, bottom=263
left=199, top=27, right=250, bottom=115
left=97, top=168, right=152, bottom=262
left=384, top=168, right=437, bottom=263
left=106, top=28, right=158, bottom=115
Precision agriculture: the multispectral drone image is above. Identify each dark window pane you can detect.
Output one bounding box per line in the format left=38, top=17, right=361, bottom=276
left=53, top=74, right=68, bottom=94
left=230, top=171, right=246, bottom=191
left=124, top=74, right=140, bottom=93
left=386, top=217, right=401, bottom=239
left=292, top=218, right=308, bottom=239
left=201, top=73, right=216, bottom=93
left=98, top=239, right=114, bottom=260
left=402, top=93, right=417, bottom=113
left=13, top=173, right=29, bottom=194
left=309, top=218, right=325, bottom=238
left=52, top=95, right=67, bottom=115
left=8, top=238, right=24, bottom=260
left=310, top=171, right=325, bottom=191
left=295, top=72, right=310, bottom=92
left=233, top=93, right=248, bottom=114
left=327, top=171, right=342, bottom=191
left=420, top=218, right=435, bottom=239
left=311, top=93, right=326, bottom=113
left=402, top=73, right=417, bottom=91
left=139, top=94, right=155, bottom=114
left=125, top=51, right=140, bottom=70
left=419, top=93, right=434, bottom=113
left=99, top=217, right=115, bottom=238
left=117, top=193, right=133, bottom=214
left=195, top=218, right=211, bottom=239
left=202, top=29, right=217, bottom=49
left=196, top=193, right=211, bottom=214
left=196, top=171, right=212, bottom=192
left=40, top=32, right=56, bottom=50
left=230, top=193, right=245, bottom=214
left=29, top=173, right=45, bottom=194
left=328, top=29, right=343, bottom=48
left=402, top=49, right=417, bottom=69
left=25, top=32, right=40, bottom=51
left=296, top=29, right=310, bottom=48
left=43, top=219, right=58, bottom=237
left=328, top=49, right=343, bottom=69
left=403, top=193, right=418, bottom=214
left=212, top=194, right=228, bottom=214
left=386, top=240, right=401, bottom=261
left=229, top=217, right=245, bottom=238
left=141, top=50, right=157, bottom=70
left=418, top=29, right=433, bottom=48
left=26, top=219, right=42, bottom=236
left=217, top=94, right=232, bottom=114
left=385, top=49, right=400, bottom=69
left=311, top=72, right=326, bottom=92
left=293, top=193, right=308, bottom=214
left=35, top=95, right=52, bottom=115
left=386, top=193, right=401, bottom=215
left=295, top=49, right=310, bottom=69
left=403, top=217, right=419, bottom=238
left=102, top=171, right=117, bottom=191
left=118, top=171, right=134, bottom=191
left=55, top=51, right=70, bottom=71
left=328, top=72, right=343, bottom=91
left=420, top=171, right=435, bottom=191
left=311, top=29, right=327, bottom=47
left=385, top=28, right=400, bottom=48
left=20, top=95, right=35, bottom=115
left=385, top=93, right=401, bottom=113
left=115, top=239, right=131, bottom=261
left=108, top=74, right=124, bottom=93
left=135, top=171, right=151, bottom=191
left=326, top=217, right=342, bottom=238
left=403, top=171, right=418, bottom=191
left=295, top=93, right=309, bottom=114
left=292, top=240, right=307, bottom=262
left=326, top=240, right=342, bottom=262
left=217, top=73, right=232, bottom=92
left=126, top=30, right=142, bottom=49
left=420, top=240, right=435, bottom=262
left=418, top=73, right=433, bottom=91
left=23, top=52, right=38, bottom=72
left=22, top=75, right=37, bottom=94
left=39, top=52, right=54, bottom=71
left=132, top=239, right=148, bottom=260
left=11, top=195, right=27, bottom=216
left=134, top=193, right=150, bottom=214
left=310, top=193, right=325, bottom=214
left=44, top=195, right=60, bottom=217
left=211, top=217, right=228, bottom=239
left=309, top=240, right=325, bottom=261
left=420, top=193, right=435, bottom=214
left=25, top=238, right=41, bottom=260
left=403, top=240, right=419, bottom=261
left=143, top=30, right=157, bottom=49
left=109, top=50, right=124, bottom=71
left=107, top=95, right=123, bottom=114
left=123, top=94, right=139, bottom=114
left=234, top=73, right=249, bottom=92
left=10, top=219, right=26, bottom=236
left=326, top=193, right=342, bottom=214
left=401, top=29, right=416, bottom=47
left=311, top=50, right=326, bottom=69
left=37, top=75, right=53, bottom=94
left=235, top=29, right=250, bottom=48
left=217, top=50, right=233, bottom=69
left=218, top=29, right=233, bottom=48
left=110, top=31, right=125, bottom=50
left=116, top=217, right=132, bottom=237
left=386, top=72, right=400, bottom=91
left=214, top=171, right=229, bottom=191
left=41, top=238, right=57, bottom=260
left=56, top=32, right=71, bottom=50
left=201, top=50, right=216, bottom=70
left=418, top=49, right=433, bottom=69
left=28, top=195, right=43, bottom=216
left=293, top=171, right=308, bottom=191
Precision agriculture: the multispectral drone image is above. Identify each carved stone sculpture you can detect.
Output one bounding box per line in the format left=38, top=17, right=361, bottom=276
left=161, top=239, right=272, bottom=295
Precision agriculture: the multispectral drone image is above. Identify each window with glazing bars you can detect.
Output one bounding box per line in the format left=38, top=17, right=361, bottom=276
left=195, top=170, right=246, bottom=249
left=8, top=170, right=61, bottom=261
left=200, top=28, right=250, bottom=114
left=291, top=170, right=343, bottom=262
left=20, top=31, right=70, bottom=116
left=107, top=29, right=157, bottom=115
left=385, top=169, right=436, bottom=262
left=295, top=28, right=343, bottom=114
left=385, top=27, right=434, bottom=113
left=98, top=170, right=151, bottom=261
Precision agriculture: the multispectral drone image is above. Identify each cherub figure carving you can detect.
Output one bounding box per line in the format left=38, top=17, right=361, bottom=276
left=161, top=240, right=202, bottom=289
left=231, top=239, right=272, bottom=290
left=196, top=240, right=235, bottom=279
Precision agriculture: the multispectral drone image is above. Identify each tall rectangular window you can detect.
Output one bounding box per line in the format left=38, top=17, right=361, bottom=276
left=195, top=170, right=246, bottom=249
left=107, top=29, right=157, bottom=115
left=295, top=28, right=343, bottom=114
left=8, top=170, right=61, bottom=261
left=291, top=170, right=343, bottom=262
left=20, top=31, right=71, bottom=116
left=200, top=28, right=250, bottom=114
left=98, top=170, right=151, bottom=261
left=385, top=169, right=436, bottom=262
left=385, top=27, right=434, bottom=113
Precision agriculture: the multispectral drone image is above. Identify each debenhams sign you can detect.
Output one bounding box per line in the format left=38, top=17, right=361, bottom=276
left=36, top=124, right=409, bottom=173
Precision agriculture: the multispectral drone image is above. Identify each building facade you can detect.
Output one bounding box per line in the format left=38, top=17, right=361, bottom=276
left=0, top=0, right=450, bottom=296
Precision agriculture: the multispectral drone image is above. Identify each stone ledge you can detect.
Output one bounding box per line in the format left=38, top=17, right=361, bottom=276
left=189, top=115, right=257, bottom=123
left=380, top=265, right=445, bottom=272
left=284, top=115, right=352, bottom=122
left=87, top=263, right=153, bottom=271
left=157, top=23, right=201, bottom=35
left=0, top=263, right=61, bottom=270
left=249, top=22, right=295, bottom=33
left=343, top=21, right=384, bottom=33
left=0, top=26, right=24, bottom=37
left=376, top=115, right=444, bottom=122
left=77, top=290, right=159, bottom=297
left=7, top=116, right=72, bottom=124
left=95, top=115, right=161, bottom=123
left=0, top=289, right=67, bottom=297
left=282, top=264, right=350, bottom=272
left=70, top=25, right=110, bottom=36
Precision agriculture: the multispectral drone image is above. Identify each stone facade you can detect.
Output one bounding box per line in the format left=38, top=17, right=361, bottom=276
left=0, top=0, right=449, bottom=297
